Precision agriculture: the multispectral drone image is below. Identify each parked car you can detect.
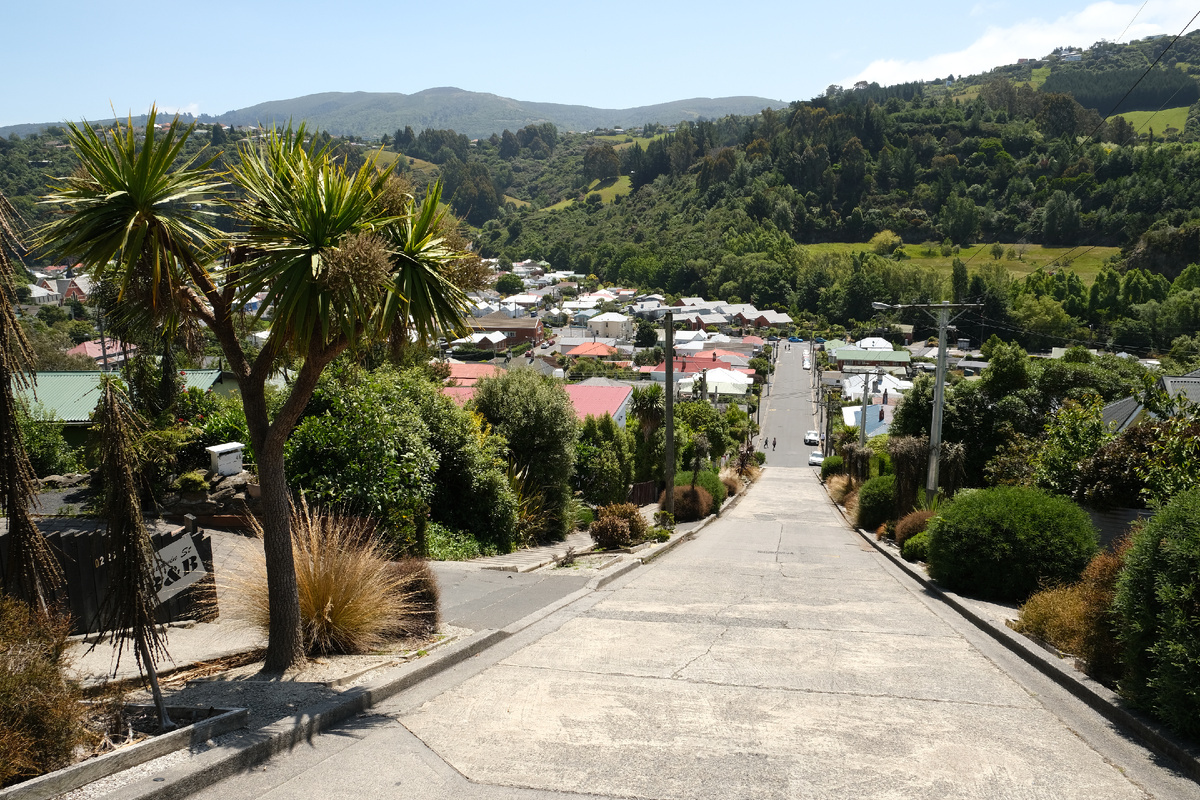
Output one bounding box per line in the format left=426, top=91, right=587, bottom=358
left=803, top=358, right=811, bottom=370
left=804, top=430, right=820, bottom=445
left=788, top=336, right=801, bottom=342
left=808, top=450, right=825, bottom=466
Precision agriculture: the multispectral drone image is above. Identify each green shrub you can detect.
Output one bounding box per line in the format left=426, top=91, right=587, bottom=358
left=895, top=509, right=934, bottom=548
left=653, top=510, right=675, bottom=530
left=902, top=528, right=930, bottom=562
left=1114, top=488, right=1200, bottom=736
left=754, top=451, right=766, bottom=465
left=855, top=474, right=895, bottom=531
left=820, top=455, right=844, bottom=481
left=597, top=502, right=648, bottom=542
left=173, top=469, right=209, bottom=493
left=574, top=505, right=594, bottom=530
left=17, top=404, right=80, bottom=477
left=663, top=486, right=713, bottom=522
left=425, top=521, right=492, bottom=561
left=926, top=486, right=1098, bottom=602
left=0, top=598, right=86, bottom=787
left=675, top=470, right=726, bottom=506
left=589, top=515, right=632, bottom=550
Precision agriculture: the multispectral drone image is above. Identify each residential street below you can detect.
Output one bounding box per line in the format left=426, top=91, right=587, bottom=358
left=189, top=345, right=1200, bottom=800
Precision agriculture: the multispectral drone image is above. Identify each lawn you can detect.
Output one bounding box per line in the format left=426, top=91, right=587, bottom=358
left=1030, top=67, right=1051, bottom=89
left=592, top=133, right=668, bottom=151
left=1113, top=106, right=1189, bottom=135
left=503, top=194, right=530, bottom=208
left=802, top=242, right=1120, bottom=285
left=540, top=175, right=633, bottom=213
left=585, top=175, right=631, bottom=202
left=374, top=150, right=439, bottom=176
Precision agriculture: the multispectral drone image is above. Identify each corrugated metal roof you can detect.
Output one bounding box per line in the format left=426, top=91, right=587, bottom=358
left=18, top=370, right=223, bottom=425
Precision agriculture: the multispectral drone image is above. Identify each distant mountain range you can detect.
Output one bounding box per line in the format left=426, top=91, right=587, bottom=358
left=0, top=88, right=787, bottom=140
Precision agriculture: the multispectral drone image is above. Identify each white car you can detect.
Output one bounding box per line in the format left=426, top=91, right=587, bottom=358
left=808, top=450, right=825, bottom=466
left=804, top=430, right=820, bottom=445
left=803, top=358, right=811, bottom=370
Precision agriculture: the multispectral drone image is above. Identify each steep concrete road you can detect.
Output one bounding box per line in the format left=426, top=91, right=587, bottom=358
left=192, top=351, right=1200, bottom=800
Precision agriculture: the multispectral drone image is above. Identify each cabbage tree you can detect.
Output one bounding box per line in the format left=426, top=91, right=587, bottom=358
left=39, top=109, right=469, bottom=671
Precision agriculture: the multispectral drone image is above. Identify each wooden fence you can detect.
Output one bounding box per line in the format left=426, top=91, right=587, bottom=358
left=0, top=524, right=217, bottom=635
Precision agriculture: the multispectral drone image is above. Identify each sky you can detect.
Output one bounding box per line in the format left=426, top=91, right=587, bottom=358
left=5, top=0, right=1200, bottom=128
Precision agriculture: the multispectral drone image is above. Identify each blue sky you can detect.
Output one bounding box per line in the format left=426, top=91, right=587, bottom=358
left=5, top=0, right=1199, bottom=127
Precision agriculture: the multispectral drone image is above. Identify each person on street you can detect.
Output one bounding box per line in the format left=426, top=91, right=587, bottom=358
left=772, top=437, right=776, bottom=450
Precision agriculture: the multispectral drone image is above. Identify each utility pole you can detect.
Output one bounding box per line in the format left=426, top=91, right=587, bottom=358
left=872, top=300, right=981, bottom=504
left=664, top=310, right=675, bottom=516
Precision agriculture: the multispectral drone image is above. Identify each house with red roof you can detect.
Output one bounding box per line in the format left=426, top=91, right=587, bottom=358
left=66, top=338, right=136, bottom=368
left=563, top=384, right=633, bottom=427
left=446, top=362, right=503, bottom=386
left=566, top=342, right=618, bottom=358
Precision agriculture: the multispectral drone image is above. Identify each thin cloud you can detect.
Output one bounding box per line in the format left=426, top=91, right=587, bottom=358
left=844, top=1, right=1200, bottom=87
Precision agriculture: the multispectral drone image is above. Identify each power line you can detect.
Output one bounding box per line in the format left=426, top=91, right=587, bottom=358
left=1083, top=7, right=1200, bottom=143
left=1115, top=0, right=1151, bottom=45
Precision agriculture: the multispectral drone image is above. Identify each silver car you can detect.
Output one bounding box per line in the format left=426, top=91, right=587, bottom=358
left=804, top=430, right=820, bottom=445
left=808, top=450, right=824, bottom=466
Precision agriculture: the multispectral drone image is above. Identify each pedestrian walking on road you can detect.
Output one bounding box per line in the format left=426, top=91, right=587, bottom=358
left=772, top=437, right=776, bottom=451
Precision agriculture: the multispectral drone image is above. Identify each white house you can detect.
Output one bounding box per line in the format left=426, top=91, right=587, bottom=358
left=587, top=312, right=634, bottom=341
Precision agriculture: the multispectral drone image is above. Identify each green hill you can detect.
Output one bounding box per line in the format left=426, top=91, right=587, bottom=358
left=0, top=89, right=786, bottom=141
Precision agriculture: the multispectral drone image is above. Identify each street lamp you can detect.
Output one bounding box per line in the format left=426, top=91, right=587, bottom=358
left=872, top=300, right=981, bottom=503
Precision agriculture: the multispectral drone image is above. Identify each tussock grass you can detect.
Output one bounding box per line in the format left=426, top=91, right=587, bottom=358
left=231, top=501, right=424, bottom=656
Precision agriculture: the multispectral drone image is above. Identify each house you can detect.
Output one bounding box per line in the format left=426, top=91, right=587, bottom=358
left=65, top=338, right=137, bottom=368
left=586, top=312, right=634, bottom=341
left=446, top=362, right=503, bottom=386
left=831, top=346, right=911, bottom=374
left=563, top=384, right=633, bottom=427
left=856, top=337, right=894, bottom=351
left=469, top=311, right=544, bottom=345
left=680, top=367, right=753, bottom=397
left=25, top=284, right=61, bottom=305
left=63, top=275, right=95, bottom=303
left=566, top=342, right=619, bottom=358
left=842, top=403, right=893, bottom=437
left=15, top=370, right=228, bottom=427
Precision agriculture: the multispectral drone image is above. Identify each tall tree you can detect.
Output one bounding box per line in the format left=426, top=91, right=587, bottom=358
left=38, top=109, right=470, bottom=671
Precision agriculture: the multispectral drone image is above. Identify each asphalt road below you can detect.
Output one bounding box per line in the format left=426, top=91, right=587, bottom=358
left=190, top=351, right=1200, bottom=800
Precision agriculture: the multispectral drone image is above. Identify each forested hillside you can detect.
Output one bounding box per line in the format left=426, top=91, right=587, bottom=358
left=7, top=31, right=1200, bottom=362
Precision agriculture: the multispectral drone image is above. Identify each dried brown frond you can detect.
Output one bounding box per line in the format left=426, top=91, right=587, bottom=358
left=0, top=190, right=59, bottom=605
left=91, top=379, right=167, bottom=669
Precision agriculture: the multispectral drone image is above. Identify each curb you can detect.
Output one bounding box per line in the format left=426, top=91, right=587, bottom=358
left=851, top=524, right=1200, bottom=784
left=108, top=629, right=510, bottom=800
left=96, top=514, right=715, bottom=799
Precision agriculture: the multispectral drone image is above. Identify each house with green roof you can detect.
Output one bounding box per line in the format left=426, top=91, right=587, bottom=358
left=16, top=370, right=232, bottom=427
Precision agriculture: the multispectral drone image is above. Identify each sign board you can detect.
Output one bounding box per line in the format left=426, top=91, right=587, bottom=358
left=153, top=533, right=206, bottom=602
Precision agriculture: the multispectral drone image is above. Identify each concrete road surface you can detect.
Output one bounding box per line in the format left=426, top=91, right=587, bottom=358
left=191, top=350, right=1200, bottom=800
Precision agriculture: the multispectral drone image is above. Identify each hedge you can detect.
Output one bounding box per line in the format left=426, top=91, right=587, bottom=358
left=926, top=486, right=1098, bottom=602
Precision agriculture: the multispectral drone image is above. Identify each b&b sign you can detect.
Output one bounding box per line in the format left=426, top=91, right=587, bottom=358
left=153, top=534, right=206, bottom=602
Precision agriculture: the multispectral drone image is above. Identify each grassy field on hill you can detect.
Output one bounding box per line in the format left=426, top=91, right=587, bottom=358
left=1114, top=106, right=1189, bottom=134
left=541, top=175, right=633, bottom=212
left=802, top=242, right=1119, bottom=284
left=374, top=150, right=439, bottom=177
left=593, top=133, right=667, bottom=151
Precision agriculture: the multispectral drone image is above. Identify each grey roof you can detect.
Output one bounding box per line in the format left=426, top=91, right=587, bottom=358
left=1101, top=396, right=1145, bottom=433
left=1161, top=375, right=1200, bottom=406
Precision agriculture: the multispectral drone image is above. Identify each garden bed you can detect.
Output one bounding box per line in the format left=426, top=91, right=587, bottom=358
left=0, top=705, right=246, bottom=800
